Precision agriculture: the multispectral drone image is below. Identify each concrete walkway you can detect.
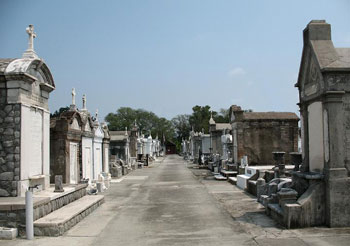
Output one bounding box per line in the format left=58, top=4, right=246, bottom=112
left=2, top=155, right=350, bottom=245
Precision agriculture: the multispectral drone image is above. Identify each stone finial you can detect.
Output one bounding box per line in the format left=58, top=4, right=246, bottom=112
left=134, top=119, right=137, bottom=126
left=23, top=24, right=38, bottom=59
left=125, top=127, right=128, bottom=136
left=95, top=109, right=99, bottom=120
left=82, top=94, right=87, bottom=110
left=209, top=111, right=215, bottom=125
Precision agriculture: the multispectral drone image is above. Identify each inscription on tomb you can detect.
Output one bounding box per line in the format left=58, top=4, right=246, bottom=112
left=70, top=142, right=78, bottom=184
left=29, top=109, right=43, bottom=176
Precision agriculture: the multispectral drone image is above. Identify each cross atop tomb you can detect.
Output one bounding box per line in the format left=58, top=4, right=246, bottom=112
left=69, top=88, right=77, bottom=111
left=72, top=88, right=76, bottom=105
left=82, top=94, right=87, bottom=110
left=22, top=24, right=39, bottom=59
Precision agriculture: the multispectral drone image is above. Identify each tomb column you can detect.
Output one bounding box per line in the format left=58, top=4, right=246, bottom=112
left=323, top=91, right=349, bottom=227
left=323, top=91, right=346, bottom=174
left=298, top=103, right=309, bottom=172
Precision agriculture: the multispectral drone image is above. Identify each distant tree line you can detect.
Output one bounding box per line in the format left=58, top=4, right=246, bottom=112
left=104, top=106, right=230, bottom=151
left=51, top=105, right=230, bottom=152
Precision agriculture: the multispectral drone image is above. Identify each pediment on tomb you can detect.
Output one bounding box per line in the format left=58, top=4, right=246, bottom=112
left=70, top=117, right=81, bottom=131
left=5, top=58, right=55, bottom=90
left=94, top=126, right=104, bottom=138
left=297, top=45, right=325, bottom=101
left=84, top=121, right=92, bottom=132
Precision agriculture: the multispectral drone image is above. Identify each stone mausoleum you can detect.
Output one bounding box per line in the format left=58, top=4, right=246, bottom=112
left=0, top=25, right=55, bottom=197
left=229, top=105, right=299, bottom=165
left=262, top=20, right=350, bottom=228
left=50, top=94, right=83, bottom=185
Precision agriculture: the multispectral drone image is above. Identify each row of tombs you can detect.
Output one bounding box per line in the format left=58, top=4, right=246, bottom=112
left=182, top=20, right=350, bottom=228
left=0, top=24, right=164, bottom=236
left=51, top=96, right=164, bottom=188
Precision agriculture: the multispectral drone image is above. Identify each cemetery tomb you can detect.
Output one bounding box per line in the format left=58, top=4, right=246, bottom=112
left=80, top=108, right=94, bottom=182
left=93, top=121, right=104, bottom=180
left=209, top=113, right=232, bottom=156
left=264, top=20, right=350, bottom=228
left=129, top=122, right=139, bottom=158
left=201, top=134, right=211, bottom=155
left=50, top=103, right=83, bottom=185
left=0, top=25, right=55, bottom=197
left=109, top=130, right=130, bottom=164
left=229, top=105, right=299, bottom=165
left=102, top=123, right=110, bottom=174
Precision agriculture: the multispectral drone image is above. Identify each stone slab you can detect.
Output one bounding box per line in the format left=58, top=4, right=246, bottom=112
left=228, top=177, right=237, bottom=185
left=214, top=174, right=227, bottom=180
left=0, top=197, right=49, bottom=211
left=0, top=184, right=87, bottom=211
left=0, top=227, right=17, bottom=240
left=34, top=195, right=104, bottom=227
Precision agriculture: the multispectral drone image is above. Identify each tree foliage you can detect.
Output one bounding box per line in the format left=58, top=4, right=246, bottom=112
left=105, top=107, right=175, bottom=141
left=171, top=114, right=191, bottom=141
left=50, top=106, right=69, bottom=117
left=189, top=105, right=211, bottom=133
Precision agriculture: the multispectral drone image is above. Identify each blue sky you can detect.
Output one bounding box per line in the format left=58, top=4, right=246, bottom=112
left=1, top=0, right=349, bottom=120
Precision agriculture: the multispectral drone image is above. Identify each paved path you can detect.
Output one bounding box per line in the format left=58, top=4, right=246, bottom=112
left=2, top=155, right=350, bottom=245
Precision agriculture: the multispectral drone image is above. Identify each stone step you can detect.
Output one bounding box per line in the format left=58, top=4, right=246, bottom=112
left=214, top=174, right=227, bottom=181
left=34, top=195, right=104, bottom=237
left=228, top=177, right=237, bottom=185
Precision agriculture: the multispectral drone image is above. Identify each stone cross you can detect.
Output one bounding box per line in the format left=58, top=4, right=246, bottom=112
left=26, top=24, right=36, bottom=52
left=82, top=94, right=87, bottom=110
left=23, top=24, right=38, bottom=59
left=71, top=88, right=76, bottom=105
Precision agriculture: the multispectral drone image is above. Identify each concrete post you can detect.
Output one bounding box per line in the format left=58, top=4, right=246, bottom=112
left=25, top=190, right=34, bottom=240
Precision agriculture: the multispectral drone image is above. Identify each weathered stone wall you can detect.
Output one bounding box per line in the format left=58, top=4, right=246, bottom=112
left=0, top=87, right=21, bottom=197
left=237, top=120, right=298, bottom=165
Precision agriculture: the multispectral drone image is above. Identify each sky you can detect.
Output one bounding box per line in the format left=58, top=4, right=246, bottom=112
left=1, top=0, right=350, bottom=121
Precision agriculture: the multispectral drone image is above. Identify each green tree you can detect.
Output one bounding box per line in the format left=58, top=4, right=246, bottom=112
left=213, top=108, right=230, bottom=123
left=105, top=107, right=175, bottom=141
left=50, top=106, right=69, bottom=117
left=189, top=105, right=211, bottom=133
left=171, top=114, right=191, bottom=141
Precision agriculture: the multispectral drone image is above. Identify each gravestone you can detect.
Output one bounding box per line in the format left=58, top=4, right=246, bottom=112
left=54, top=175, right=64, bottom=192
left=0, top=25, right=55, bottom=197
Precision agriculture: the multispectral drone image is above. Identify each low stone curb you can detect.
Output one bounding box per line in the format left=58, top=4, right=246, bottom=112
left=34, top=196, right=104, bottom=237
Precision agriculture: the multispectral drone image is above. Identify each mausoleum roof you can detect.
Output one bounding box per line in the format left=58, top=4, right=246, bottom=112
left=0, top=58, right=55, bottom=88
left=243, top=112, right=299, bottom=121
left=311, top=41, right=350, bottom=71
left=0, top=59, right=16, bottom=73
left=110, top=131, right=129, bottom=141
left=215, top=123, right=232, bottom=130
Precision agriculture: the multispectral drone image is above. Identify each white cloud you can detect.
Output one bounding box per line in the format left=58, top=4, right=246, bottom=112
left=228, top=67, right=246, bottom=77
